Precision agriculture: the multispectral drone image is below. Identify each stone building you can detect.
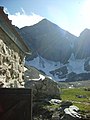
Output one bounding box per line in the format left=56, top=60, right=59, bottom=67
left=0, top=7, right=30, bottom=88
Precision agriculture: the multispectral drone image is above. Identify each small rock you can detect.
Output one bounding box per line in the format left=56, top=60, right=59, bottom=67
left=49, top=99, right=62, bottom=104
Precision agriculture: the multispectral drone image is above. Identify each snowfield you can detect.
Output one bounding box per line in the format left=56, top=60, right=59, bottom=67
left=25, top=54, right=88, bottom=81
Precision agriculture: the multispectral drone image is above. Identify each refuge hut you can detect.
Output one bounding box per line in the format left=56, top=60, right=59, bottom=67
left=0, top=6, right=30, bottom=88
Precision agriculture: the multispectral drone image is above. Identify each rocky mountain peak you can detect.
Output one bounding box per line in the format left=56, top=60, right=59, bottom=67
left=17, top=19, right=90, bottom=81
left=19, top=19, right=77, bottom=63
left=80, top=28, right=90, bottom=37
left=74, top=28, right=90, bottom=59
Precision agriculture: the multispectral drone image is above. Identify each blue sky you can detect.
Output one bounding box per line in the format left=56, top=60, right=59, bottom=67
left=0, top=0, right=90, bottom=36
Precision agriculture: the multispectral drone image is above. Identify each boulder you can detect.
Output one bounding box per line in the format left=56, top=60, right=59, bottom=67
left=63, top=105, right=81, bottom=120
left=24, top=76, right=60, bottom=100
left=60, top=101, right=73, bottom=109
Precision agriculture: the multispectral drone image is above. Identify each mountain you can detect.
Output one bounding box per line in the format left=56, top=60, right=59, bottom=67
left=25, top=54, right=90, bottom=81
left=74, top=28, right=90, bottom=59
left=19, top=19, right=77, bottom=63
left=17, top=19, right=90, bottom=81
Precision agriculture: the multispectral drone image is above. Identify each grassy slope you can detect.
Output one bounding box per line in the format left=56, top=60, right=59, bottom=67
left=61, top=87, right=90, bottom=111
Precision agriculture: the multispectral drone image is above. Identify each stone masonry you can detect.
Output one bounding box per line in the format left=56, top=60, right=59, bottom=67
left=0, top=7, right=30, bottom=88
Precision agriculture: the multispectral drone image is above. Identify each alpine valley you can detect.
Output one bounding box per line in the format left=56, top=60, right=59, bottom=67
left=17, top=19, right=90, bottom=82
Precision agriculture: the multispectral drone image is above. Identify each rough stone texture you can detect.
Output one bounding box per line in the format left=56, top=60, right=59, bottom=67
left=0, top=7, right=30, bottom=88
left=0, top=30, right=25, bottom=88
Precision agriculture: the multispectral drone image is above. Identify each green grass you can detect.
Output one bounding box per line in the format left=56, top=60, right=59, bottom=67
left=61, top=87, right=90, bottom=111
left=74, top=103, right=90, bottom=111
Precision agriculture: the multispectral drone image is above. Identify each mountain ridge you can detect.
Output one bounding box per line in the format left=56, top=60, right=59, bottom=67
left=19, top=19, right=77, bottom=63
left=17, top=19, right=90, bottom=81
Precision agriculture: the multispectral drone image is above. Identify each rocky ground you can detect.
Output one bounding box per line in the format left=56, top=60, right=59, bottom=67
left=32, top=99, right=90, bottom=120
left=24, top=69, right=90, bottom=120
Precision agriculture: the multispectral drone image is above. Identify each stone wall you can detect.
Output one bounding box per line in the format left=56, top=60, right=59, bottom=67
left=0, top=28, right=25, bottom=88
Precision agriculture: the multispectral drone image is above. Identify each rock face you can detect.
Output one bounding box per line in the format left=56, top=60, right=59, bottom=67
left=75, top=29, right=90, bottom=59
left=24, top=73, right=60, bottom=100
left=18, top=23, right=90, bottom=62
left=50, top=66, right=68, bottom=79
left=19, top=19, right=77, bottom=63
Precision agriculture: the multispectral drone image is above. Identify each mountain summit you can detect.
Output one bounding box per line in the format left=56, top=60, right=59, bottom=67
left=19, top=19, right=77, bottom=63
left=17, top=19, right=90, bottom=81
left=74, top=28, right=90, bottom=59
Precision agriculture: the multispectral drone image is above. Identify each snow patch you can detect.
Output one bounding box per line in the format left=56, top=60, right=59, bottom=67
left=67, top=53, right=86, bottom=74
left=25, top=54, right=87, bottom=81
left=64, top=105, right=81, bottom=118
left=25, top=56, right=63, bottom=81
left=39, top=74, right=45, bottom=80
left=27, top=74, right=45, bottom=81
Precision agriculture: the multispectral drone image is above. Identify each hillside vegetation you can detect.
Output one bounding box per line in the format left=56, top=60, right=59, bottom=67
left=61, top=87, right=90, bottom=111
